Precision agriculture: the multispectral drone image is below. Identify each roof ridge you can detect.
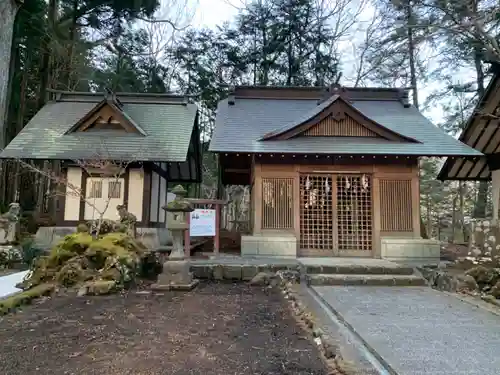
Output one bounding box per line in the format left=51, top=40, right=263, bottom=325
left=258, top=95, right=418, bottom=142
left=49, top=89, right=194, bottom=105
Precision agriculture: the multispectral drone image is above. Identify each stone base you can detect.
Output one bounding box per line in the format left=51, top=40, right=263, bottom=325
left=151, top=259, right=199, bottom=291
left=151, top=279, right=199, bottom=291
left=381, top=237, right=440, bottom=266
left=241, top=233, right=297, bottom=257
left=34, top=226, right=172, bottom=250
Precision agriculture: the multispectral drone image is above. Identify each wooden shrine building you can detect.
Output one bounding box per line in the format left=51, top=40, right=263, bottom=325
left=438, top=63, right=500, bottom=220
left=0, top=90, right=202, bottom=249
left=210, top=85, right=481, bottom=262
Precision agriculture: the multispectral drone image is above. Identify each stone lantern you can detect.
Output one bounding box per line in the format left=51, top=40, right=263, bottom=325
left=151, top=185, right=199, bottom=290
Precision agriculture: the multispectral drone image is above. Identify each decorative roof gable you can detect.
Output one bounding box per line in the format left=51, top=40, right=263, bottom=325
left=66, top=93, right=147, bottom=136
left=0, top=90, right=199, bottom=162
left=259, top=95, right=420, bottom=142
left=302, top=114, right=379, bottom=137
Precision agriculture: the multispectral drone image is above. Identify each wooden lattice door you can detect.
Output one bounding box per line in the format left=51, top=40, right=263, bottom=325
left=299, top=174, right=373, bottom=257
left=336, top=174, right=372, bottom=256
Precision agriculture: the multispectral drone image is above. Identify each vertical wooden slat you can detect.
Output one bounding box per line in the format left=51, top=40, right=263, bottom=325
left=261, top=178, right=294, bottom=229
left=303, top=115, right=378, bottom=137
left=411, top=173, right=421, bottom=237
left=380, top=179, right=413, bottom=231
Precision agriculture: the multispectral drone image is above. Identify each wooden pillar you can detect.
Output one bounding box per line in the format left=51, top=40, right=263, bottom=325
left=253, top=163, right=262, bottom=234
left=214, top=203, right=220, bottom=256
left=411, top=172, right=421, bottom=237
left=492, top=170, right=500, bottom=221
left=372, top=176, right=381, bottom=258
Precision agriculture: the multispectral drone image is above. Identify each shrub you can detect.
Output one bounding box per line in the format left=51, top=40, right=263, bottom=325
left=20, top=238, right=45, bottom=266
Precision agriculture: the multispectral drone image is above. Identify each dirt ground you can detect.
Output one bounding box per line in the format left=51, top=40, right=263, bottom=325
left=0, top=282, right=327, bottom=375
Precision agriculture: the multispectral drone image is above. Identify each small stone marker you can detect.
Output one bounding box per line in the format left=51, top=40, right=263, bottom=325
left=151, top=185, right=199, bottom=291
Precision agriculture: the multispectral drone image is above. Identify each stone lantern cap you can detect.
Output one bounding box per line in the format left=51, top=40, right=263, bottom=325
left=163, top=185, right=194, bottom=213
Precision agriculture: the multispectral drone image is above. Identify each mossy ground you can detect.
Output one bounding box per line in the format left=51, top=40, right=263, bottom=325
left=0, top=283, right=55, bottom=315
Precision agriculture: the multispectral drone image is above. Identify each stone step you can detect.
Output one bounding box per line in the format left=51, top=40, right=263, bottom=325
left=304, top=264, right=415, bottom=276
left=306, top=274, right=427, bottom=287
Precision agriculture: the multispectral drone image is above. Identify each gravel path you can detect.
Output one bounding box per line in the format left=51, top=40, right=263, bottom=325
left=314, top=286, right=500, bottom=375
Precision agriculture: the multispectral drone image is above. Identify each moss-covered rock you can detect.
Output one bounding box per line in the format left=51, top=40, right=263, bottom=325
left=56, top=260, right=85, bottom=287
left=79, top=280, right=116, bottom=296
left=465, top=266, right=500, bottom=286
left=18, top=232, right=161, bottom=296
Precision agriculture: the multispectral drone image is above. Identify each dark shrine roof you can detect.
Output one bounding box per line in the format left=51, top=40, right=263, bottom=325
left=210, top=85, right=481, bottom=157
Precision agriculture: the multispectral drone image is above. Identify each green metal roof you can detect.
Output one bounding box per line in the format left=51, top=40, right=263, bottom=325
left=0, top=92, right=198, bottom=162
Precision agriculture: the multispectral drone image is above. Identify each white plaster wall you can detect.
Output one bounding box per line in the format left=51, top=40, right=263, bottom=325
left=128, top=169, right=144, bottom=220
left=64, top=167, right=82, bottom=221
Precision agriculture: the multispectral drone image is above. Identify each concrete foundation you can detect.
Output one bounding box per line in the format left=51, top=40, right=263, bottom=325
left=381, top=237, right=440, bottom=265
left=241, top=233, right=297, bottom=258
left=34, top=226, right=172, bottom=250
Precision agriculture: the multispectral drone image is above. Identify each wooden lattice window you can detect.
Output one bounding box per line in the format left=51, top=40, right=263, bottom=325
left=88, top=180, right=103, bottom=198
left=380, top=179, right=413, bottom=232
left=108, top=181, right=122, bottom=199
left=336, top=175, right=372, bottom=252
left=299, top=175, right=334, bottom=250
left=261, top=178, right=293, bottom=229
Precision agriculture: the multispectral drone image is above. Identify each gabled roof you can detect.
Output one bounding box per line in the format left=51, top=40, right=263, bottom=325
left=65, top=96, right=147, bottom=136
left=209, top=85, right=482, bottom=157
left=0, top=91, right=198, bottom=162
left=438, top=64, right=500, bottom=181
left=259, top=94, right=419, bottom=142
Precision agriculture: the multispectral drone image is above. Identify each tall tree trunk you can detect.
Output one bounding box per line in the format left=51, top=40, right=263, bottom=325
left=405, top=1, right=428, bottom=238
left=12, top=57, right=28, bottom=200
left=37, top=0, right=57, bottom=109
left=406, top=2, right=419, bottom=108
left=0, top=0, right=22, bottom=149
left=459, top=182, right=467, bottom=242
left=35, top=0, right=57, bottom=217
left=451, top=194, right=457, bottom=242
left=426, top=196, right=432, bottom=237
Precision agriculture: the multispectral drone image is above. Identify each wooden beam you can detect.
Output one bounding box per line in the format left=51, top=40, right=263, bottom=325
left=225, top=168, right=251, bottom=174
left=149, top=162, right=169, bottom=180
